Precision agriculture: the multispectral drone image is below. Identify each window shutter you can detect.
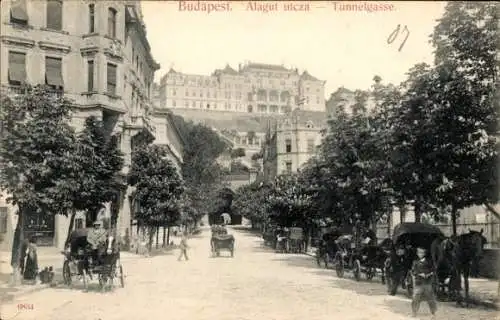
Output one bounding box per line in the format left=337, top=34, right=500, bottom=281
left=46, top=0, right=62, bottom=30
left=107, top=64, right=117, bottom=94
left=10, top=0, right=28, bottom=23
left=87, top=60, right=94, bottom=91
left=45, top=57, right=64, bottom=87
left=89, top=4, right=95, bottom=33
left=8, top=52, right=26, bottom=84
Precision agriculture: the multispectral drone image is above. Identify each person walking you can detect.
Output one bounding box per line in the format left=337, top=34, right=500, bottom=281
left=177, top=231, right=189, bottom=261
left=23, top=237, right=39, bottom=282
left=411, top=247, right=437, bottom=319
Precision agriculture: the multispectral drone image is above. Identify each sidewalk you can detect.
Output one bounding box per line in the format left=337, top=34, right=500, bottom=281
left=304, top=246, right=499, bottom=309
left=0, top=247, right=142, bottom=302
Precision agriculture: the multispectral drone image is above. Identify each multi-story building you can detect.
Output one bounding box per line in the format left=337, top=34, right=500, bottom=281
left=326, top=87, right=356, bottom=118
left=152, top=108, right=185, bottom=174
left=0, top=0, right=165, bottom=251
left=262, top=109, right=326, bottom=179
left=159, top=62, right=326, bottom=114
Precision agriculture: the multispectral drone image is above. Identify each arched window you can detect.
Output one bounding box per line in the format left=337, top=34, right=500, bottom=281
left=108, top=8, right=117, bottom=38
left=247, top=105, right=253, bottom=113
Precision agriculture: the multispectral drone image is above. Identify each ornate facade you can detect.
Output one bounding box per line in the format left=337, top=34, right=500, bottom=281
left=262, top=109, right=326, bottom=180
left=159, top=62, right=326, bottom=114
left=0, top=0, right=162, bottom=250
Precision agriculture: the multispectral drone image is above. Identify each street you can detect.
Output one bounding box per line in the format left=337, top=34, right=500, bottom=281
left=1, top=227, right=497, bottom=320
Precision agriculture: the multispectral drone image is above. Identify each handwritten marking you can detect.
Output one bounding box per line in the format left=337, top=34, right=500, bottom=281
left=387, top=24, right=410, bottom=52
left=17, top=303, right=34, bottom=310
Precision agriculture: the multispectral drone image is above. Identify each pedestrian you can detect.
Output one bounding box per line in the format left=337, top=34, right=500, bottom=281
left=23, top=237, right=39, bottom=282
left=411, top=247, right=437, bottom=319
left=177, top=231, right=189, bottom=261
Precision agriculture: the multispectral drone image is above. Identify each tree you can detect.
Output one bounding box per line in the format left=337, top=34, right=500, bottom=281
left=230, top=147, right=246, bottom=159
left=128, top=144, right=184, bottom=251
left=317, top=89, right=393, bottom=229
left=428, top=2, right=498, bottom=234
left=176, top=117, right=230, bottom=221
left=232, top=181, right=272, bottom=229
left=64, top=116, right=124, bottom=246
left=0, top=85, right=79, bottom=279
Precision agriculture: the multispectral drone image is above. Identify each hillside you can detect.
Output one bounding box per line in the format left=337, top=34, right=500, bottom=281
left=170, top=108, right=327, bottom=133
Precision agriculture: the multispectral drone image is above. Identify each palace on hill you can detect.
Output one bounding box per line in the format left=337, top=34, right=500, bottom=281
left=159, top=62, right=326, bottom=114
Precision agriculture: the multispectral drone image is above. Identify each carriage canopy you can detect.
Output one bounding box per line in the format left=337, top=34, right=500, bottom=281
left=392, top=223, right=444, bottom=248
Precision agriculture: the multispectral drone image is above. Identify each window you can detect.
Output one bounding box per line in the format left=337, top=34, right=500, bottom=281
left=10, top=0, right=28, bottom=25
left=0, top=207, right=7, bottom=234
left=192, top=101, right=195, bottom=108
left=307, top=139, right=315, bottom=153
left=172, top=89, right=176, bottom=96
left=285, top=161, right=292, bottom=174
left=8, top=51, right=26, bottom=85
left=172, top=100, right=176, bottom=107
left=316, top=97, right=320, bottom=104
left=200, top=91, right=203, bottom=97
left=107, top=63, right=117, bottom=95
left=75, top=218, right=84, bottom=230
left=45, top=56, right=63, bottom=90
left=285, top=139, right=292, bottom=153
left=88, top=4, right=95, bottom=33
left=108, top=8, right=117, bottom=38
left=46, top=0, right=63, bottom=30
left=87, top=60, right=94, bottom=91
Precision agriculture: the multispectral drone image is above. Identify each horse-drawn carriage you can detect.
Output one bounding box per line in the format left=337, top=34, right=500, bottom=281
left=62, top=228, right=124, bottom=291
left=332, top=234, right=387, bottom=282
left=210, top=225, right=235, bottom=257
left=385, top=222, right=444, bottom=297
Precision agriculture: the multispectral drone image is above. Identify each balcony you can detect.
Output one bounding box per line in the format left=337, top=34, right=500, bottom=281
left=79, top=92, right=126, bottom=113
left=127, top=114, right=155, bottom=136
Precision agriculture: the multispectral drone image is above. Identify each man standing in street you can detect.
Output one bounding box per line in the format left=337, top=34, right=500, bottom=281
left=411, top=247, right=437, bottom=319
left=87, top=220, right=108, bottom=264
left=178, top=231, right=189, bottom=261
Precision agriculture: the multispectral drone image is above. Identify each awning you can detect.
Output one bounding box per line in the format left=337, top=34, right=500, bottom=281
left=45, top=57, right=64, bottom=87
left=10, top=1, right=28, bottom=22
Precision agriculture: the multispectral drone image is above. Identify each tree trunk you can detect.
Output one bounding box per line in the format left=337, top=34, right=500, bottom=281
left=451, top=205, right=458, bottom=236
left=166, top=225, right=171, bottom=246
left=155, top=225, right=159, bottom=249
left=162, top=224, right=167, bottom=248
left=147, top=226, right=155, bottom=253
left=414, top=200, right=422, bottom=223
left=10, top=207, right=25, bottom=285
left=64, top=209, right=77, bottom=248
left=399, top=204, right=406, bottom=223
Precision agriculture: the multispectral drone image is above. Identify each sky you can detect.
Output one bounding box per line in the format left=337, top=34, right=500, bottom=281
left=141, top=1, right=447, bottom=97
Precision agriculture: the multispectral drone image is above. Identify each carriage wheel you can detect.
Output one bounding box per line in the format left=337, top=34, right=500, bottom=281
left=230, top=249, right=234, bottom=257
left=335, top=252, right=344, bottom=278
left=63, top=260, right=72, bottom=286
left=353, top=259, right=361, bottom=281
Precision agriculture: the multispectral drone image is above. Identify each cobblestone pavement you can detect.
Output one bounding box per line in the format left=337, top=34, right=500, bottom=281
left=1, top=227, right=498, bottom=320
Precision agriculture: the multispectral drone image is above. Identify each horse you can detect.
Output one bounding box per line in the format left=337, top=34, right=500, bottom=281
left=431, top=235, right=457, bottom=298
left=432, top=229, right=487, bottom=307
